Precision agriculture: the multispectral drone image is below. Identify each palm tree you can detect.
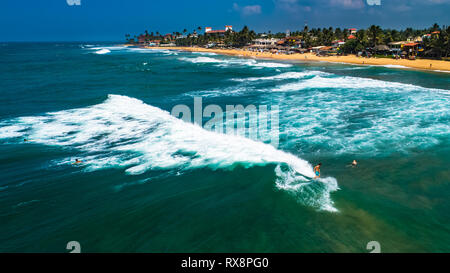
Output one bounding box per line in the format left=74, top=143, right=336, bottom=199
left=343, top=29, right=349, bottom=40
left=431, top=23, right=440, bottom=32
left=369, top=25, right=382, bottom=47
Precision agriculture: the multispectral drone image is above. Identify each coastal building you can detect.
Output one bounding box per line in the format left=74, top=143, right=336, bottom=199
left=251, top=38, right=281, bottom=48
left=403, top=42, right=420, bottom=59
left=414, top=36, right=423, bottom=43
left=205, top=25, right=233, bottom=35
left=317, top=46, right=337, bottom=56
left=283, top=36, right=303, bottom=48
left=347, top=34, right=356, bottom=40
left=159, top=43, right=176, bottom=47
left=311, top=46, right=325, bottom=53
left=388, top=41, right=405, bottom=54
left=332, top=40, right=345, bottom=47
left=422, top=33, right=432, bottom=40
left=349, top=28, right=357, bottom=34
left=373, top=44, right=390, bottom=54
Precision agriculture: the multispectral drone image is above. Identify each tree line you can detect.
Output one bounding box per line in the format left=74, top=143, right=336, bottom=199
left=126, top=23, right=450, bottom=58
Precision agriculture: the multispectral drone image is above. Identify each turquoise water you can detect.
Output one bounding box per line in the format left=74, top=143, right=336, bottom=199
left=0, top=43, right=449, bottom=252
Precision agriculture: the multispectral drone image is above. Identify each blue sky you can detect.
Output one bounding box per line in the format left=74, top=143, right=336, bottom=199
left=1, top=0, right=449, bottom=41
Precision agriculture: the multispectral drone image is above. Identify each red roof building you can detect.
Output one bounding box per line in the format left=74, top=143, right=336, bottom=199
left=348, top=35, right=356, bottom=40
left=207, top=30, right=226, bottom=34
left=205, top=25, right=233, bottom=34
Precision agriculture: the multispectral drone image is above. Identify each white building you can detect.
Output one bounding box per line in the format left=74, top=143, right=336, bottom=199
left=205, top=25, right=233, bottom=34
left=252, top=38, right=281, bottom=47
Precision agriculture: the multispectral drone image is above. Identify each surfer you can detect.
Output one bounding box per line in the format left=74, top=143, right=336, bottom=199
left=313, top=163, right=322, bottom=179
left=72, top=159, right=83, bottom=165
left=347, top=160, right=358, bottom=168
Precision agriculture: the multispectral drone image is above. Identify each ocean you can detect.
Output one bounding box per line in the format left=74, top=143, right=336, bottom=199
left=0, top=42, right=449, bottom=252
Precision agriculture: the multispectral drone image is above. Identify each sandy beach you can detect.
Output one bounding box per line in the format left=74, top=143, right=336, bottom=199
left=147, top=46, right=450, bottom=72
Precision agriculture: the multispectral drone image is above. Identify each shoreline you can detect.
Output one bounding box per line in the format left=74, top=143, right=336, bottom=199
left=143, top=46, right=450, bottom=73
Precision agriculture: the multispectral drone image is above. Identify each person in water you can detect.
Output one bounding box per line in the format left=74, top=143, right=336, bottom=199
left=347, top=160, right=358, bottom=167
left=313, top=163, right=322, bottom=179
left=72, top=159, right=83, bottom=165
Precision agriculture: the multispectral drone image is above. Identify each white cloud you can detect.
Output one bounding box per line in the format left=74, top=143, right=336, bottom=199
left=233, top=3, right=262, bottom=16
left=329, top=0, right=365, bottom=9
left=273, top=0, right=312, bottom=13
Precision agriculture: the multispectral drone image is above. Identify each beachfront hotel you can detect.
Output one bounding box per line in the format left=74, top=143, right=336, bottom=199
left=205, top=25, right=233, bottom=35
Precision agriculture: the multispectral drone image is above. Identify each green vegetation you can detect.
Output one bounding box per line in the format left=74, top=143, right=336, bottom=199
left=176, top=26, right=257, bottom=47
left=126, top=23, right=450, bottom=59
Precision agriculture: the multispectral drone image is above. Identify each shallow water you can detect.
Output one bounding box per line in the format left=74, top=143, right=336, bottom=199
left=0, top=43, right=449, bottom=252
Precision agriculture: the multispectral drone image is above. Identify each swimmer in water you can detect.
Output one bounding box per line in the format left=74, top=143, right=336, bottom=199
left=72, top=159, right=83, bottom=165
left=313, top=163, right=322, bottom=179
left=347, top=160, right=358, bottom=167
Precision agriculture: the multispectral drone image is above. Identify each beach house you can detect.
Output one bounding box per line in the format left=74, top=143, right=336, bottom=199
left=252, top=38, right=280, bottom=48
left=205, top=25, right=233, bottom=36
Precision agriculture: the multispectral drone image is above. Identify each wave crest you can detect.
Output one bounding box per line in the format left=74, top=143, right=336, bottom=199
left=0, top=95, right=339, bottom=211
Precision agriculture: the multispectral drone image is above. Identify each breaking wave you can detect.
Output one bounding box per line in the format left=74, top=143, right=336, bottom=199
left=93, top=49, right=111, bottom=55
left=231, top=71, right=329, bottom=82
left=178, top=56, right=293, bottom=68
left=272, top=74, right=450, bottom=94
left=0, top=95, right=339, bottom=212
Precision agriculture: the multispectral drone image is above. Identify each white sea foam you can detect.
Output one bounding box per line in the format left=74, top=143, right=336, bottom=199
left=0, top=95, right=339, bottom=212
left=0, top=124, right=27, bottom=138
left=381, top=64, right=409, bottom=69
left=232, top=71, right=328, bottom=82
left=93, top=49, right=111, bottom=55
left=187, top=69, right=450, bottom=157
left=86, top=46, right=177, bottom=55
left=178, top=56, right=293, bottom=68
left=273, top=74, right=450, bottom=94
left=432, top=70, right=450, bottom=73
left=267, top=72, right=450, bottom=156
left=178, top=56, right=219, bottom=63
left=126, top=48, right=176, bottom=55
left=192, top=52, right=218, bottom=56
left=366, top=64, right=410, bottom=69
left=90, top=46, right=127, bottom=51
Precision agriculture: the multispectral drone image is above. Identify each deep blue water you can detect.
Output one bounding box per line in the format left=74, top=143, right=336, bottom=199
left=0, top=43, right=449, bottom=252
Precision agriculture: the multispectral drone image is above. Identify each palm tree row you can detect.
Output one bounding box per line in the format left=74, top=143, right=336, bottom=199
left=126, top=23, right=450, bottom=58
